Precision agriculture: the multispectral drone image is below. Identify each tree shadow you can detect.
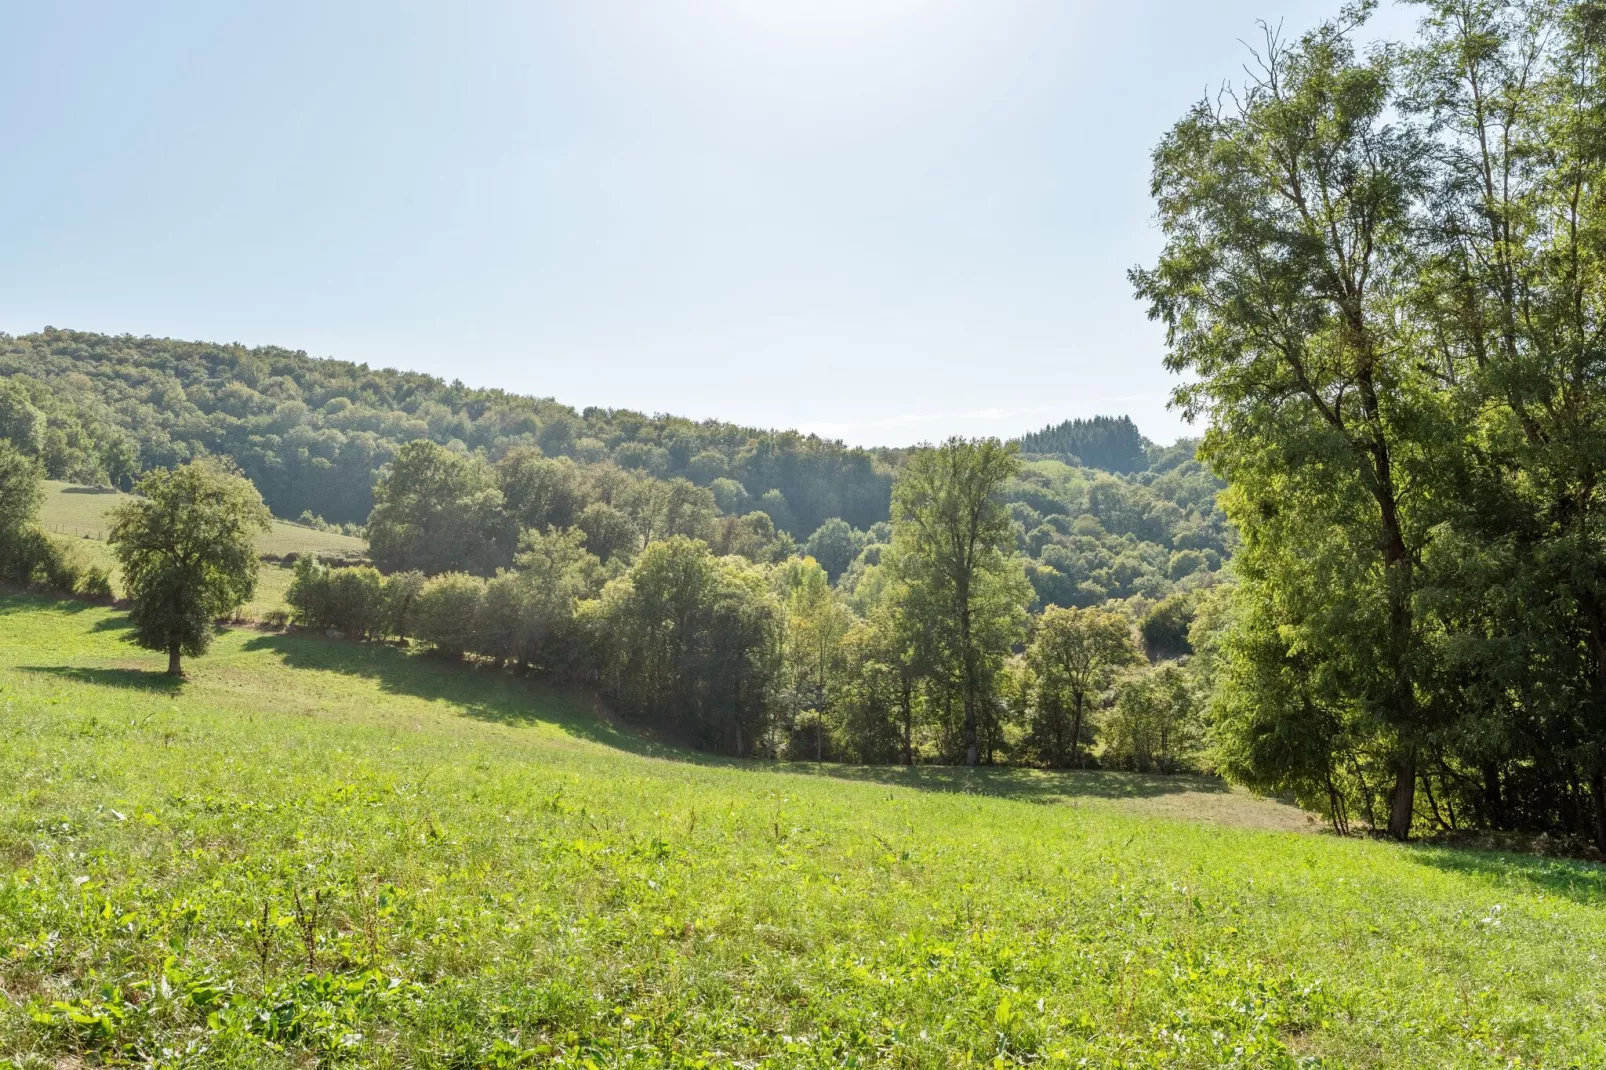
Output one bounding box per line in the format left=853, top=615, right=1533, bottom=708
left=0, top=592, right=99, bottom=616
left=20, top=665, right=185, bottom=694
left=242, top=632, right=1228, bottom=804
left=59, top=486, right=121, bottom=496
left=806, top=763, right=1232, bottom=803
left=239, top=632, right=687, bottom=760
left=1404, top=842, right=1606, bottom=908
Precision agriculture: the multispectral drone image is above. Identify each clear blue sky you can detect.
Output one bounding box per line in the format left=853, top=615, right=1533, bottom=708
left=0, top=1, right=1416, bottom=446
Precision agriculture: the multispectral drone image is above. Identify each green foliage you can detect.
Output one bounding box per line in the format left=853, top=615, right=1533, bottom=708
left=0, top=442, right=45, bottom=537
left=0, top=330, right=896, bottom=530
left=108, top=460, right=273, bottom=674
left=1017, top=415, right=1149, bottom=472
left=367, top=442, right=509, bottom=575
left=802, top=517, right=864, bottom=583
left=412, top=572, right=488, bottom=660
left=0, top=378, right=46, bottom=455
left=585, top=537, right=783, bottom=753
left=1025, top=606, right=1143, bottom=767
left=1140, top=592, right=1196, bottom=661
left=1106, top=664, right=1201, bottom=773
left=286, top=558, right=387, bottom=639
left=892, top=438, right=1031, bottom=765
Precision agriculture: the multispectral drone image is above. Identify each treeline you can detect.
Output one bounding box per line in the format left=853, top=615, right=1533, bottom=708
left=0, top=330, right=1232, bottom=613
left=1136, top=0, right=1606, bottom=849
left=0, top=331, right=894, bottom=532
left=1018, top=415, right=1149, bottom=473
left=0, top=447, right=112, bottom=599
left=282, top=438, right=1203, bottom=771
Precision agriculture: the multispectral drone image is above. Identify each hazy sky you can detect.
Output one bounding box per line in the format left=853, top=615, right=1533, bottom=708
left=0, top=1, right=1418, bottom=446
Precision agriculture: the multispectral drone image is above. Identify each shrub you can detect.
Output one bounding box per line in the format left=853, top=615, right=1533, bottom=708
left=76, top=565, right=114, bottom=600
left=413, top=573, right=487, bottom=659
left=0, top=528, right=92, bottom=595
left=286, top=558, right=386, bottom=638
left=381, top=571, right=427, bottom=638
left=1103, top=665, right=1201, bottom=773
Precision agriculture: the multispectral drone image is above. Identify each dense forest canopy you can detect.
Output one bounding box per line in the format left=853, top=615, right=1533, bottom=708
left=0, top=328, right=1228, bottom=612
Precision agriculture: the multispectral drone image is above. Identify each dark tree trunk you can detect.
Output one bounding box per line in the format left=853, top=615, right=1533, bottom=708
left=900, top=676, right=913, bottom=766
left=1068, top=692, right=1085, bottom=768
left=1387, top=755, right=1416, bottom=842
left=961, top=601, right=977, bottom=767
left=167, top=643, right=183, bottom=677
left=1591, top=764, right=1606, bottom=855
left=1481, top=760, right=1504, bottom=827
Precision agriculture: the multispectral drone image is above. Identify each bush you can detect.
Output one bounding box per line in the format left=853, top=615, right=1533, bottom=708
left=286, top=557, right=386, bottom=639
left=381, top=571, right=427, bottom=638
left=0, top=527, right=94, bottom=596
left=413, top=573, right=487, bottom=659
left=76, top=565, right=114, bottom=600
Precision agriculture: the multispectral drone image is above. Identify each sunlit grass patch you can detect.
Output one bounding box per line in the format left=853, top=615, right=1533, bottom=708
left=0, top=592, right=1601, bottom=1068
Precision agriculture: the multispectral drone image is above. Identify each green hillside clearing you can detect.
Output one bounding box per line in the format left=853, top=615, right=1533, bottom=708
left=35, top=481, right=365, bottom=619
left=0, top=594, right=1602, bottom=1067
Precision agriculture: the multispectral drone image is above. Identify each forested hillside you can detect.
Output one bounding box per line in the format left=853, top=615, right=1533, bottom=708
left=0, top=328, right=1227, bottom=612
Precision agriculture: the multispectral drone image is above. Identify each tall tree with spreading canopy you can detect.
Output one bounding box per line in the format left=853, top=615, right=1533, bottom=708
left=891, top=436, right=1028, bottom=766
left=108, top=460, right=272, bottom=675
left=1027, top=606, right=1142, bottom=767
left=1132, top=3, right=1447, bottom=838
left=367, top=441, right=510, bottom=576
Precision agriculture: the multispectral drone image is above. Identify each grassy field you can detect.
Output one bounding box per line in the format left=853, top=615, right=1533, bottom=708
left=0, top=594, right=1602, bottom=1067
left=36, top=481, right=365, bottom=619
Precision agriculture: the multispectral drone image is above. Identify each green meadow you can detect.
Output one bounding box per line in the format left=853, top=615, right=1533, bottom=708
left=0, top=592, right=1602, bottom=1068
left=34, top=481, right=366, bottom=620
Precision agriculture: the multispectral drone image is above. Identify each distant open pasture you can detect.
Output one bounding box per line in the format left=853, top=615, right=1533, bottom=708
left=35, top=480, right=365, bottom=619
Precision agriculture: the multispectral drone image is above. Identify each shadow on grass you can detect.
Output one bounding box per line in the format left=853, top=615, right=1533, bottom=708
left=804, top=763, right=1231, bottom=803
left=242, top=632, right=1223, bottom=804
left=59, top=486, right=121, bottom=496
left=1405, top=843, right=1606, bottom=907
left=0, top=591, right=100, bottom=616
left=239, top=631, right=683, bottom=760
left=20, top=665, right=185, bottom=694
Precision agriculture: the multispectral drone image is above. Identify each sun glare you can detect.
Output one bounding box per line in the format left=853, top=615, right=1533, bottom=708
left=718, top=0, right=930, bottom=41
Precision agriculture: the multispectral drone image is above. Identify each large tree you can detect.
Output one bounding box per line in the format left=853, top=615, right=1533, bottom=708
left=891, top=437, right=1029, bottom=766
left=0, top=442, right=44, bottom=536
left=108, top=460, right=271, bottom=675
left=1132, top=6, right=1447, bottom=839
left=1403, top=0, right=1606, bottom=849
left=367, top=441, right=510, bottom=576
left=1027, top=606, right=1142, bottom=767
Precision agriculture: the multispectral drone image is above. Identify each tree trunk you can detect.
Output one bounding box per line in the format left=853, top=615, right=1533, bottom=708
left=960, top=603, right=977, bottom=767
left=901, top=676, right=913, bottom=766
left=1591, top=764, right=1606, bottom=855
left=167, top=643, right=183, bottom=677
left=964, top=694, right=978, bottom=767
left=1068, top=692, right=1085, bottom=768
left=1481, top=760, right=1504, bottom=827
left=1387, top=754, right=1416, bottom=842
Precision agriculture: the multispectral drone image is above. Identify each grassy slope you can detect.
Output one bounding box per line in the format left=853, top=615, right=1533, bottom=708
left=0, top=595, right=1602, bottom=1068
left=36, top=481, right=365, bottom=618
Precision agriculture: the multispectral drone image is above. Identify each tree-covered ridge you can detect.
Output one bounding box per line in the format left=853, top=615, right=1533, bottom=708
left=0, top=327, right=1229, bottom=612
left=1017, top=414, right=1150, bottom=473
left=0, top=328, right=897, bottom=533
